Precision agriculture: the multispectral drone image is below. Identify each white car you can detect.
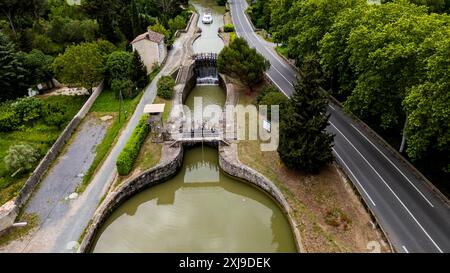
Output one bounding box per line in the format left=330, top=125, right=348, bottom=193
left=202, top=13, right=213, bottom=24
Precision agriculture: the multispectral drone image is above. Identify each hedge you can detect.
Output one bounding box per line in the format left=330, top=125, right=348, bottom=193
left=116, top=115, right=150, bottom=175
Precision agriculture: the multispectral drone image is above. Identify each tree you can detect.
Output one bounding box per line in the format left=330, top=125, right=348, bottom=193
left=0, top=32, right=27, bottom=101
left=403, top=28, right=450, bottom=162
left=106, top=51, right=133, bottom=82
left=168, top=15, right=186, bottom=34
left=131, top=50, right=148, bottom=88
left=111, top=78, right=134, bottom=99
left=149, top=21, right=171, bottom=43
left=157, top=75, right=175, bottom=99
left=278, top=76, right=334, bottom=173
left=4, top=144, right=40, bottom=175
left=21, top=49, right=54, bottom=87
left=217, top=37, right=270, bottom=90
left=52, top=42, right=105, bottom=92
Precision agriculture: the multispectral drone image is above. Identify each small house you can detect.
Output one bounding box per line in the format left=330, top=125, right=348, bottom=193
left=131, top=30, right=167, bottom=74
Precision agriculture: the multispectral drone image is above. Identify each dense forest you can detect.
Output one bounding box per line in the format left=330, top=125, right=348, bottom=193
left=0, top=0, right=189, bottom=101
left=248, top=0, right=449, bottom=192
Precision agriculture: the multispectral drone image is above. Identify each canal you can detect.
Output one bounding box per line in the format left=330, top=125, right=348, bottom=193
left=91, top=0, right=297, bottom=253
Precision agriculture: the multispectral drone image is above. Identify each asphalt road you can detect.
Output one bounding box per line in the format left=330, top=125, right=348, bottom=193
left=230, top=0, right=450, bottom=253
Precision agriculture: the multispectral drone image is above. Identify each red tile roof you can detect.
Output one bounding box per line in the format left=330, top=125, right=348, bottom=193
left=131, top=30, right=165, bottom=44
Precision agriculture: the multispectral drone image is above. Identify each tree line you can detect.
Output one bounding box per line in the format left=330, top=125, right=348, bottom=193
left=0, top=0, right=189, bottom=102
left=249, top=0, right=449, bottom=184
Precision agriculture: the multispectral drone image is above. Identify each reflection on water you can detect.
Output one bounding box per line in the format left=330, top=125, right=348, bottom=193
left=192, top=0, right=225, bottom=54
left=92, top=147, right=297, bottom=252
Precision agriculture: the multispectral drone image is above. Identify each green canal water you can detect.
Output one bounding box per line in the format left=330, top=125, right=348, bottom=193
left=91, top=0, right=297, bottom=253
left=192, top=0, right=225, bottom=54
left=92, top=146, right=296, bottom=252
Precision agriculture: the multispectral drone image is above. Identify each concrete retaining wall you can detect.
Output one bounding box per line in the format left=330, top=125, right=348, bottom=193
left=0, top=82, right=104, bottom=232
left=78, top=144, right=184, bottom=252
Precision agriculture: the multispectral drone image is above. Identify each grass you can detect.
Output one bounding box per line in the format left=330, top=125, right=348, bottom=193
left=235, top=86, right=389, bottom=252
left=0, top=213, right=39, bottom=247
left=134, top=138, right=162, bottom=173
left=256, top=30, right=274, bottom=43
left=275, top=45, right=289, bottom=59
left=153, top=96, right=171, bottom=123
left=76, top=89, right=143, bottom=193
left=0, top=95, right=87, bottom=205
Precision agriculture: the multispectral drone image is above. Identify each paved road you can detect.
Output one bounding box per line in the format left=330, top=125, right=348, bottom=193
left=230, top=0, right=450, bottom=253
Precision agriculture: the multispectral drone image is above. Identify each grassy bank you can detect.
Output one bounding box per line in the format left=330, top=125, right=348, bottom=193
left=0, top=95, right=87, bottom=205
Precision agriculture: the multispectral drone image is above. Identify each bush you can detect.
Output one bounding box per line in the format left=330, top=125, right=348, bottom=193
left=111, top=78, right=135, bottom=99
left=12, top=97, right=43, bottom=123
left=4, top=144, right=40, bottom=175
left=0, top=104, right=20, bottom=132
left=257, top=85, right=279, bottom=103
left=116, top=116, right=150, bottom=175
left=44, top=102, right=68, bottom=129
left=259, top=91, right=288, bottom=119
left=223, top=24, right=235, bottom=33
left=157, top=76, right=175, bottom=100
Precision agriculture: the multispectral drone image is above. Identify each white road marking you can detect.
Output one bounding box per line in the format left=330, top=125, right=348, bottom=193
left=233, top=0, right=444, bottom=253
left=329, top=105, right=335, bottom=111
left=232, top=3, right=294, bottom=87
left=350, top=124, right=434, bottom=207
left=330, top=123, right=443, bottom=253
left=333, top=148, right=376, bottom=206
left=402, top=245, right=409, bottom=253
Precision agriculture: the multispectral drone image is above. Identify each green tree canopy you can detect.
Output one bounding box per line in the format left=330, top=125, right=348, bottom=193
left=217, top=37, right=270, bottom=90
left=0, top=32, right=27, bottom=101
left=278, top=76, right=334, bottom=173
left=52, top=42, right=106, bottom=92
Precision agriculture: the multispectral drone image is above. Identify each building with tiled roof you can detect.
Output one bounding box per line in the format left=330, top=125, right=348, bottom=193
left=131, top=30, right=167, bottom=73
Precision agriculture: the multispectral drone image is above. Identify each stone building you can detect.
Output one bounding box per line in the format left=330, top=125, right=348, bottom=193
left=131, top=30, right=167, bottom=74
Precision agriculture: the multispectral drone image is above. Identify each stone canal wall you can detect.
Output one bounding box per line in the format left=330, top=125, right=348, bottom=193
left=218, top=143, right=305, bottom=253
left=79, top=144, right=184, bottom=252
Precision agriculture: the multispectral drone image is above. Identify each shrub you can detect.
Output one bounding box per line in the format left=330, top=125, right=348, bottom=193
left=111, top=78, right=135, bottom=99
left=0, top=104, right=20, bottom=132
left=4, top=144, right=40, bottom=175
left=223, top=24, right=235, bottom=33
left=12, top=97, right=43, bottom=123
left=44, top=102, right=68, bottom=129
left=259, top=91, right=288, bottom=119
left=257, top=85, right=279, bottom=103
left=116, top=116, right=150, bottom=175
left=157, top=76, right=175, bottom=100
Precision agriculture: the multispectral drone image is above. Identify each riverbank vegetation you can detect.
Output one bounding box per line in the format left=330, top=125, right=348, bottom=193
left=248, top=0, right=450, bottom=194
